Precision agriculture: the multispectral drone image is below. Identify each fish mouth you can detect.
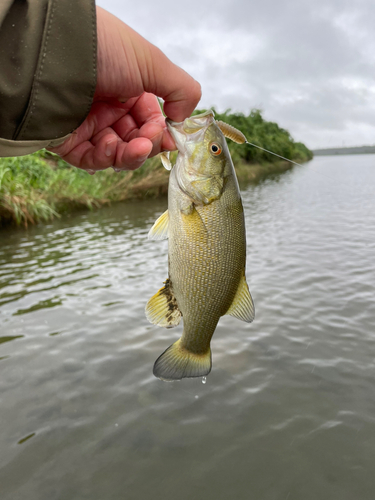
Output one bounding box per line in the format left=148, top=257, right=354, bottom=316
left=166, top=110, right=215, bottom=152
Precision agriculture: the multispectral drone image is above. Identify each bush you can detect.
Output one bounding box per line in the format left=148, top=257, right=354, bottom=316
left=193, top=108, right=313, bottom=164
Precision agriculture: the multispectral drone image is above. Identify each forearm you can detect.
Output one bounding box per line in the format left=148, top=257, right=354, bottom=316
left=0, top=0, right=97, bottom=157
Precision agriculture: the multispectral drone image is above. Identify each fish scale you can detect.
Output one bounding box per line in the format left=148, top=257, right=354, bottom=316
left=146, top=110, right=255, bottom=381
left=169, top=188, right=244, bottom=340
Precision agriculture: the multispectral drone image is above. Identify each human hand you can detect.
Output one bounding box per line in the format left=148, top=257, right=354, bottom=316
left=49, top=7, right=201, bottom=172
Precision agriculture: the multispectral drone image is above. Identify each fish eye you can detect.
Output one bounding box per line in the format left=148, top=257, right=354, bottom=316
left=209, top=142, right=222, bottom=156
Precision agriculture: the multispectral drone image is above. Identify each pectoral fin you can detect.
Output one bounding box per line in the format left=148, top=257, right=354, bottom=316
left=148, top=209, right=169, bottom=240
left=145, top=279, right=182, bottom=328
left=225, top=271, right=255, bottom=322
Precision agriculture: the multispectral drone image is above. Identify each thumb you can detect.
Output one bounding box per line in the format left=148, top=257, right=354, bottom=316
left=145, top=46, right=202, bottom=122
left=96, top=7, right=201, bottom=122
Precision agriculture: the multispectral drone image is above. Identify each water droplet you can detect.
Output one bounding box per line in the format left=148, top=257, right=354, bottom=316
left=195, top=395, right=199, bottom=399
left=202, top=376, right=207, bottom=384
left=86, top=169, right=95, bottom=175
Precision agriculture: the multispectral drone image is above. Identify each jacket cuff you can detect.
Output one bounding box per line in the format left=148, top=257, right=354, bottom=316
left=0, top=0, right=96, bottom=157
left=0, top=135, right=71, bottom=158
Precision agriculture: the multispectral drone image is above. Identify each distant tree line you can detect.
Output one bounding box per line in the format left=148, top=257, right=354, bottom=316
left=194, top=108, right=313, bottom=164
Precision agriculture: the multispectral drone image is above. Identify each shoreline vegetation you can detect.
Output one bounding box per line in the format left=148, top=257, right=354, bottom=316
left=0, top=109, right=312, bottom=228
left=313, top=145, right=375, bottom=156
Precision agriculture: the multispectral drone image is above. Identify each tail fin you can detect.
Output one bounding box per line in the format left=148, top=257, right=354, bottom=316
left=153, top=339, right=211, bottom=381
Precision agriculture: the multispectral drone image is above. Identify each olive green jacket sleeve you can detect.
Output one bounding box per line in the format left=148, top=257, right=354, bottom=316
left=0, top=0, right=97, bottom=157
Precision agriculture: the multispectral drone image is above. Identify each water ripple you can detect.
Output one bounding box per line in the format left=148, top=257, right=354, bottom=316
left=1, top=158, right=375, bottom=499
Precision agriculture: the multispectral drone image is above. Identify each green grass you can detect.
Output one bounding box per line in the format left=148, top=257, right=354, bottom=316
left=0, top=109, right=312, bottom=227
left=0, top=151, right=169, bottom=227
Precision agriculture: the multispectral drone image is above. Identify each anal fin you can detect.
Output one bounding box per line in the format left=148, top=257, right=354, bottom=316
left=145, top=279, right=181, bottom=328
left=225, top=270, right=255, bottom=323
left=148, top=209, right=169, bottom=240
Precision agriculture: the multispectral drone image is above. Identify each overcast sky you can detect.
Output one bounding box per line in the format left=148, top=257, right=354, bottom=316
left=98, top=0, right=375, bottom=149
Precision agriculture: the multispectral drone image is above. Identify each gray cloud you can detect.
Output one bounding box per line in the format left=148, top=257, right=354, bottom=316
left=98, top=0, right=375, bottom=148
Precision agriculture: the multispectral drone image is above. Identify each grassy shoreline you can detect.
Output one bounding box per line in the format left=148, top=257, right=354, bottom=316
left=0, top=151, right=298, bottom=228
left=0, top=151, right=167, bottom=227
left=0, top=109, right=312, bottom=228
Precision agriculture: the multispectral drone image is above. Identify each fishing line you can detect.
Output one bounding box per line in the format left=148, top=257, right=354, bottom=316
left=245, top=141, right=338, bottom=182
left=216, top=120, right=304, bottom=167
left=245, top=141, right=303, bottom=167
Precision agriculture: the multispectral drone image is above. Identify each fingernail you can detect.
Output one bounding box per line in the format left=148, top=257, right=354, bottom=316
left=138, top=154, right=149, bottom=164
left=124, top=154, right=149, bottom=171
left=105, top=140, right=116, bottom=157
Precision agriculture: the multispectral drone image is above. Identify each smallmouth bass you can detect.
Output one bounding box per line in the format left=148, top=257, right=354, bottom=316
left=146, top=110, right=254, bottom=381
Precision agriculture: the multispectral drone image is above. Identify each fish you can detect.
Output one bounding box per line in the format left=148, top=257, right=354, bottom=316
left=146, top=110, right=254, bottom=381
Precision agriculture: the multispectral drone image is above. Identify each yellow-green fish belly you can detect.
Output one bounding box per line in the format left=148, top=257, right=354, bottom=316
left=168, top=174, right=246, bottom=354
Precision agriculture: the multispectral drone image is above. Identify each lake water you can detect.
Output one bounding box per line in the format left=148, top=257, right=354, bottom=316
left=1, top=154, right=375, bottom=500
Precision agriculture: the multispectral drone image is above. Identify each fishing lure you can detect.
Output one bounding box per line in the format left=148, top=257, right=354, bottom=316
left=216, top=120, right=303, bottom=167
